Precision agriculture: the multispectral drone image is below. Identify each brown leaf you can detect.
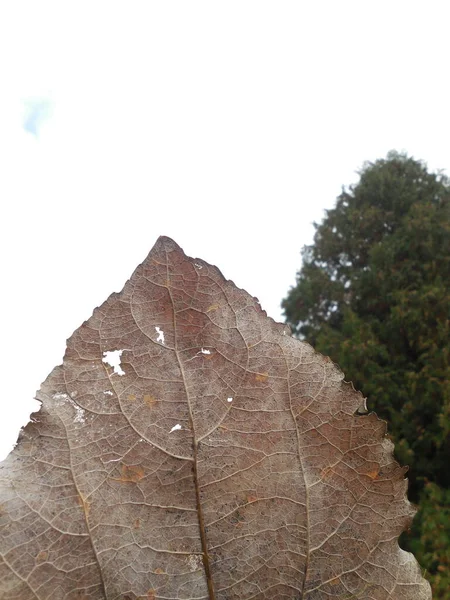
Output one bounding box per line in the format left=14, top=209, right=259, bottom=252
left=0, top=237, right=431, bottom=599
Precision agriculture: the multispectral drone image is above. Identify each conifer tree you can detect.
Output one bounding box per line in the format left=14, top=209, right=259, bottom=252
left=283, top=152, right=450, bottom=596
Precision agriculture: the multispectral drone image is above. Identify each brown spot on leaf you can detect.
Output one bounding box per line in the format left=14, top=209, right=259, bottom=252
left=247, top=495, right=258, bottom=503
left=321, top=466, right=332, bottom=480
left=133, top=518, right=140, bottom=529
left=154, top=568, right=165, bottom=574
left=112, top=464, right=145, bottom=483
left=143, top=394, right=157, bottom=407
left=147, top=590, right=156, bottom=600
left=128, top=394, right=136, bottom=402
left=36, top=550, right=48, bottom=562
left=366, top=467, right=380, bottom=479
left=255, top=372, right=268, bottom=383
left=207, top=303, right=220, bottom=312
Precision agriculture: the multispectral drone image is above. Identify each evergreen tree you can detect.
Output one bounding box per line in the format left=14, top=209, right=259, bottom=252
left=283, top=152, right=450, bottom=597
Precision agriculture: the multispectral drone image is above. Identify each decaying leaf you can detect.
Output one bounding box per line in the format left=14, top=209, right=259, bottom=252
left=0, top=237, right=431, bottom=599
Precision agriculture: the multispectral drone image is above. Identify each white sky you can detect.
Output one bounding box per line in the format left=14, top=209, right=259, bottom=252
left=0, top=1, right=449, bottom=460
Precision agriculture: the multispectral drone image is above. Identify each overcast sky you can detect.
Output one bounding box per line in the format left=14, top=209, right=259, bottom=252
left=1, top=1, right=449, bottom=460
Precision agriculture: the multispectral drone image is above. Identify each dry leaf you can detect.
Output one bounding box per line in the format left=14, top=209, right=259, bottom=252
left=0, top=237, right=430, bottom=599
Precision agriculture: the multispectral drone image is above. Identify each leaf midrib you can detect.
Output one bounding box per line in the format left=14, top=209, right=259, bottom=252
left=166, top=270, right=216, bottom=600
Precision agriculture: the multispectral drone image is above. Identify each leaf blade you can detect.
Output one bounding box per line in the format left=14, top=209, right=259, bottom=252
left=0, top=237, right=431, bottom=599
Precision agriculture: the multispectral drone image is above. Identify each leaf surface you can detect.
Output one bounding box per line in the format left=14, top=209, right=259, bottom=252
left=0, top=237, right=431, bottom=599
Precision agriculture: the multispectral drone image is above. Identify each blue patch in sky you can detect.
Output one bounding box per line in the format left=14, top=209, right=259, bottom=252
left=23, top=98, right=53, bottom=137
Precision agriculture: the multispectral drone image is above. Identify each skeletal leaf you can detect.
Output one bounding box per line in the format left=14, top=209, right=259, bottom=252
left=0, top=237, right=431, bottom=599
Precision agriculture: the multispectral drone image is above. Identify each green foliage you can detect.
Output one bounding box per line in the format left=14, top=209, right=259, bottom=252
left=403, top=482, right=450, bottom=599
left=283, top=151, right=450, bottom=597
